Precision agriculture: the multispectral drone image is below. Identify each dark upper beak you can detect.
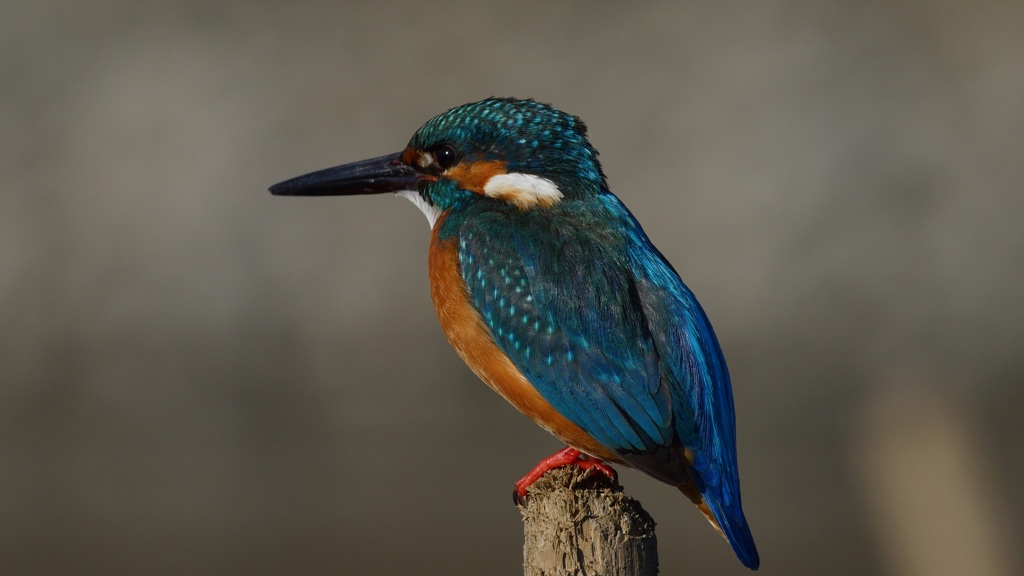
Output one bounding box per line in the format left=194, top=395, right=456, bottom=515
left=269, top=152, right=418, bottom=196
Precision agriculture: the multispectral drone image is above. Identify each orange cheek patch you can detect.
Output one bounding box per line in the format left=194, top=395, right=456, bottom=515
left=445, top=159, right=508, bottom=195
left=400, top=148, right=419, bottom=165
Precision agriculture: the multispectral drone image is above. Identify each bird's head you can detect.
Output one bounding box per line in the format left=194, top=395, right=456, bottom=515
left=270, top=98, right=607, bottom=225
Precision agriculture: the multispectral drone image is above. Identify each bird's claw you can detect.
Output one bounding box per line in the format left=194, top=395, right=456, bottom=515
left=513, top=446, right=619, bottom=506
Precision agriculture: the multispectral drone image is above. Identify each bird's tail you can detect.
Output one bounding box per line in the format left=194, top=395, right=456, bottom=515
left=678, top=481, right=760, bottom=570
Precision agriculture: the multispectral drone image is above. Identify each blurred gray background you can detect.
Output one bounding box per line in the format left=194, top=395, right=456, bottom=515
left=2, top=1, right=1022, bottom=575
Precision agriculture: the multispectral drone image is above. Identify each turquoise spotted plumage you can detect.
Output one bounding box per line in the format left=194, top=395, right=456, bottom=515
left=270, top=98, right=760, bottom=570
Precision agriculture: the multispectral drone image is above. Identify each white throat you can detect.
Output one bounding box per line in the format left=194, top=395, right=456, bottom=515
left=396, top=190, right=442, bottom=228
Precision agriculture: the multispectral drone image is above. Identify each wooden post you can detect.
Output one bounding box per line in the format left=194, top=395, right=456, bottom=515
left=518, top=466, right=659, bottom=575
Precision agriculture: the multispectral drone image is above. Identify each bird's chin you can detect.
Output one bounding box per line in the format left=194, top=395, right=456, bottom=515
left=396, top=189, right=442, bottom=228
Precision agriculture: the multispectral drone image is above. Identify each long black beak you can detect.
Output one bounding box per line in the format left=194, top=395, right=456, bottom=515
left=269, top=152, right=418, bottom=196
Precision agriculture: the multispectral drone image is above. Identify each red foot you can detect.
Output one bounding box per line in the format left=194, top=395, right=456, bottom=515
left=513, top=447, right=619, bottom=505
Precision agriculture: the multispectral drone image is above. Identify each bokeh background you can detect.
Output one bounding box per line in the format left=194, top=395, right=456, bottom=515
left=3, top=2, right=1022, bottom=575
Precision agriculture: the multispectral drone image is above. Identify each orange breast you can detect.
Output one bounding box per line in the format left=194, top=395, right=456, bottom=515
left=427, top=214, right=619, bottom=462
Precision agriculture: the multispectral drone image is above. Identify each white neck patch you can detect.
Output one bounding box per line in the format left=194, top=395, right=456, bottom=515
left=482, top=172, right=563, bottom=209
left=396, top=190, right=442, bottom=228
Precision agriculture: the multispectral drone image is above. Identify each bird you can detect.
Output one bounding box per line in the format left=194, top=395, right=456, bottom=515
left=269, top=98, right=759, bottom=570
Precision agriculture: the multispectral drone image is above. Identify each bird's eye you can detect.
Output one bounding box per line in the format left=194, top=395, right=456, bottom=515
left=434, top=144, right=459, bottom=170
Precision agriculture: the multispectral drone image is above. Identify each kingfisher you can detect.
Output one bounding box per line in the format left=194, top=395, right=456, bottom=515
left=270, top=98, right=759, bottom=570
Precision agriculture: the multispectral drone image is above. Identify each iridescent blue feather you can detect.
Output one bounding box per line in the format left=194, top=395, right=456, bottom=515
left=444, top=189, right=758, bottom=568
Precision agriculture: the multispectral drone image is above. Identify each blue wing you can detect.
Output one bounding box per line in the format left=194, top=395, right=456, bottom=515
left=454, top=193, right=757, bottom=568
left=622, top=206, right=759, bottom=569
